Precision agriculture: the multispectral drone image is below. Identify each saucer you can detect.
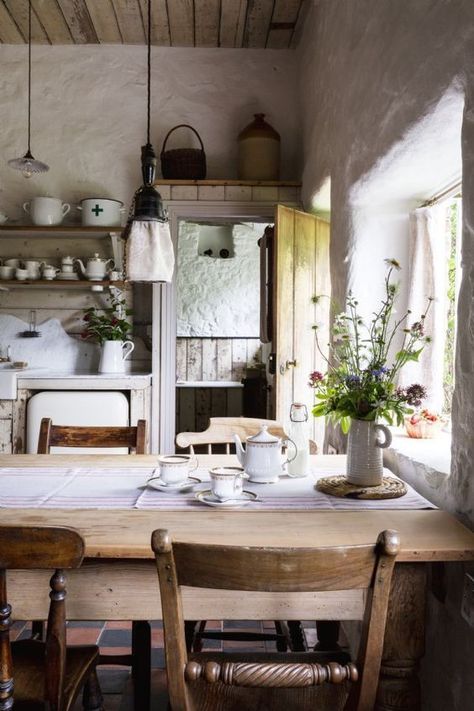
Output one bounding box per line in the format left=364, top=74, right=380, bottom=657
left=195, top=490, right=258, bottom=508
left=147, top=475, right=201, bottom=492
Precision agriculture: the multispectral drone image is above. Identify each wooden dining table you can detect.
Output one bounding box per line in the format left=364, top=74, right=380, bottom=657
left=1, top=453, right=473, bottom=711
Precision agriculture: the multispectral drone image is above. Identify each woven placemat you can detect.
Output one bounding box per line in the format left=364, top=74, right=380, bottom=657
left=316, top=475, right=407, bottom=500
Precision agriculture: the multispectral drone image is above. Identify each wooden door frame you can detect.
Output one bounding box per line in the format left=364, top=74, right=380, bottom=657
left=151, top=202, right=275, bottom=453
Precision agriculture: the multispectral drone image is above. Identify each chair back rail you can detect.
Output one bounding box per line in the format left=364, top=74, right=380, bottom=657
left=37, top=418, right=147, bottom=454
left=172, top=541, right=378, bottom=592
left=151, top=528, right=400, bottom=711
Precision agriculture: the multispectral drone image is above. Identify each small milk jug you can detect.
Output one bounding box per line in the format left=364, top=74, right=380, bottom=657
left=287, top=403, right=310, bottom=478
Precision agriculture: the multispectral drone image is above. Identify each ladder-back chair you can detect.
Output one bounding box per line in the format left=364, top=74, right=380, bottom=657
left=0, top=525, right=102, bottom=711
left=152, top=528, right=400, bottom=711
left=36, top=417, right=150, bottom=709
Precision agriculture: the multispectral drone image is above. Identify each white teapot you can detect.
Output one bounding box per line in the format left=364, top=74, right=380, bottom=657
left=234, top=425, right=297, bottom=484
left=75, top=253, right=114, bottom=281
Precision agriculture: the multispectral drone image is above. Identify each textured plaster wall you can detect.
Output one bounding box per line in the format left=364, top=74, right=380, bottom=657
left=176, top=222, right=261, bottom=337
left=298, top=2, right=474, bottom=708
left=0, top=45, right=299, bottom=220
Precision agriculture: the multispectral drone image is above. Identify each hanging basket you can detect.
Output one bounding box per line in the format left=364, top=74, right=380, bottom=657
left=160, top=124, right=207, bottom=180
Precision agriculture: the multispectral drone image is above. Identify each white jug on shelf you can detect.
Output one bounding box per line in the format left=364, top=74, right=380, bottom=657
left=98, top=340, right=134, bottom=374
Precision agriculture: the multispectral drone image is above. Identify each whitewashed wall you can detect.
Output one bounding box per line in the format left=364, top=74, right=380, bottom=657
left=298, top=2, right=474, bottom=709
left=177, top=222, right=261, bottom=337
left=0, top=45, right=299, bottom=220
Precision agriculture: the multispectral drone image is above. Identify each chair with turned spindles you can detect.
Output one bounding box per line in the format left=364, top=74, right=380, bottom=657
left=36, top=417, right=150, bottom=710
left=0, top=524, right=103, bottom=711
left=151, top=528, right=400, bottom=711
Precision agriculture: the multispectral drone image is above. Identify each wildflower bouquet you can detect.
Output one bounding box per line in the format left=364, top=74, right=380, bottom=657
left=82, top=294, right=132, bottom=344
left=310, top=259, right=432, bottom=433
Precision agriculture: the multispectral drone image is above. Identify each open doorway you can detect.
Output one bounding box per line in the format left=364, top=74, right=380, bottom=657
left=175, top=220, right=272, bottom=438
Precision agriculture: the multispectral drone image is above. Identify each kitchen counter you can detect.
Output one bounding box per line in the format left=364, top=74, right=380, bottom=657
left=17, top=371, right=152, bottom=390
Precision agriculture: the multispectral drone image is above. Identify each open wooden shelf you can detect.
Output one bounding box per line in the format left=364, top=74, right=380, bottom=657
left=153, top=179, right=301, bottom=186
left=0, top=280, right=126, bottom=290
left=0, top=225, right=123, bottom=234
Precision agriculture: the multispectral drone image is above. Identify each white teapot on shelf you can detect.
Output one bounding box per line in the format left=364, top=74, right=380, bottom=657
left=233, top=424, right=297, bottom=484
left=75, top=253, right=114, bottom=281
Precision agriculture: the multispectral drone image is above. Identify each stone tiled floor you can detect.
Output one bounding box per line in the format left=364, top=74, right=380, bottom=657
left=11, top=619, right=319, bottom=709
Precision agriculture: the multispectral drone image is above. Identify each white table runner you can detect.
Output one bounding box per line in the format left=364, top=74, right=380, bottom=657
left=0, top=463, right=435, bottom=510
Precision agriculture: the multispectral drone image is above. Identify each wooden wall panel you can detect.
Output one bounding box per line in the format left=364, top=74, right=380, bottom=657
left=137, top=0, right=170, bottom=45
left=243, top=0, right=274, bottom=48
left=56, top=0, right=98, bottom=43
left=176, top=337, right=263, bottom=383
left=85, top=0, right=123, bottom=43
left=31, top=0, right=73, bottom=44
left=4, top=0, right=49, bottom=44
left=111, top=0, right=146, bottom=44
left=167, top=0, right=194, bottom=47
left=266, top=0, right=301, bottom=49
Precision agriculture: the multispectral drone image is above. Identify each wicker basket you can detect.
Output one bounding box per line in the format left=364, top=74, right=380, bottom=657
left=160, top=124, right=207, bottom=179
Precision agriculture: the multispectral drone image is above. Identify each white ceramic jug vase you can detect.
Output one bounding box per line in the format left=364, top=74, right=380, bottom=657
left=345, top=419, right=392, bottom=486
left=98, top=340, right=134, bottom=374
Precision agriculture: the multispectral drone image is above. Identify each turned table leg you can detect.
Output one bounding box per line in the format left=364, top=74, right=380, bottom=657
left=376, top=563, right=427, bottom=711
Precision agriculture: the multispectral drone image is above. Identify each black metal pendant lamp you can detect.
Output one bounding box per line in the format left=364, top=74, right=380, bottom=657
left=126, top=0, right=166, bottom=225
left=8, top=0, right=49, bottom=178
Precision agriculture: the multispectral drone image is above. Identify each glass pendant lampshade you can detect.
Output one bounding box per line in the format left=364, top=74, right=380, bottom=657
left=8, top=1, right=49, bottom=178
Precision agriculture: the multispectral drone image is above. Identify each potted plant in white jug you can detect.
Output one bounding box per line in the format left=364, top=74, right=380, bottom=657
left=82, top=294, right=134, bottom=373
left=310, top=259, right=432, bottom=486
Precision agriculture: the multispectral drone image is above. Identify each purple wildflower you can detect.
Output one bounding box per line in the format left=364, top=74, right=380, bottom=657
left=405, top=383, right=427, bottom=407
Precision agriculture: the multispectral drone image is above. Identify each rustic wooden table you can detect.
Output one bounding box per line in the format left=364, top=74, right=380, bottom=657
left=1, top=454, right=473, bottom=711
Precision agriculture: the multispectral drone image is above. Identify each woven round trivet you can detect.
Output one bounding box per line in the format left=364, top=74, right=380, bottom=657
left=316, top=475, right=407, bottom=500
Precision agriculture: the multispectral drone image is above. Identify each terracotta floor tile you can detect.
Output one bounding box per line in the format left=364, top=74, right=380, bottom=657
left=104, top=621, right=133, bottom=630
left=66, top=628, right=102, bottom=645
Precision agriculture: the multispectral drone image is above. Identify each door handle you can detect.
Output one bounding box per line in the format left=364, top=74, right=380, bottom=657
left=279, top=359, right=297, bottom=375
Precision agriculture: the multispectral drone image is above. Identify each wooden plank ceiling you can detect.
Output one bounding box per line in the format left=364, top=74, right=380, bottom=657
left=0, top=0, right=305, bottom=48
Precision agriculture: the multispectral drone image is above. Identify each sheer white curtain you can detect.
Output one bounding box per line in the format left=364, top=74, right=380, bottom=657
left=399, top=203, right=449, bottom=411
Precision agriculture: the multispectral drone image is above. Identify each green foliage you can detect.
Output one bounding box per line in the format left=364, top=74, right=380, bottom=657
left=82, top=294, right=132, bottom=345
left=309, top=260, right=432, bottom=428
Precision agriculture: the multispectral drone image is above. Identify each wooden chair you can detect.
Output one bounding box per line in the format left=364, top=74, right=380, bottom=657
left=36, top=417, right=150, bottom=710
left=151, top=528, right=400, bottom=711
left=37, top=418, right=147, bottom=453
left=176, top=416, right=318, bottom=454
left=0, top=525, right=103, bottom=711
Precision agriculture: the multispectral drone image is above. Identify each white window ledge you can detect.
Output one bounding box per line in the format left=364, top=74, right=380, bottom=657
left=384, top=429, right=451, bottom=508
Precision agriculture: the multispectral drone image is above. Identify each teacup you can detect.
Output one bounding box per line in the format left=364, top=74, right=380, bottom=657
left=42, top=266, right=60, bottom=280
left=15, top=267, right=29, bottom=281
left=209, top=467, right=247, bottom=501
left=0, top=211, right=8, bottom=224
left=157, top=454, right=198, bottom=485
left=23, top=197, right=71, bottom=226
left=0, top=266, right=14, bottom=280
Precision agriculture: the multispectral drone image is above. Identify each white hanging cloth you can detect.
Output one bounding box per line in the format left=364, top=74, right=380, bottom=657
left=125, top=220, right=174, bottom=282
left=398, top=203, right=449, bottom=411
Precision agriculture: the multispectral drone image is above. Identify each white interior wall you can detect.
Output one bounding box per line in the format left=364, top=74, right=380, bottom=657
left=0, top=45, right=299, bottom=220
left=177, top=222, right=261, bottom=338
left=298, top=2, right=473, bottom=708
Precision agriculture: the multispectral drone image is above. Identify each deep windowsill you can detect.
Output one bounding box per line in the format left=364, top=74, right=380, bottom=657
left=384, top=428, right=451, bottom=507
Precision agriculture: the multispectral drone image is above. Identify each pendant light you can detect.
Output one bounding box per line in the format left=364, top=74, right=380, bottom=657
left=8, top=0, right=49, bottom=178
left=123, top=0, right=174, bottom=282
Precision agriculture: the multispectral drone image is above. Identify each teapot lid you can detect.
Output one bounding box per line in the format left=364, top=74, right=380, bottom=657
left=89, top=253, right=102, bottom=261
left=247, top=424, right=279, bottom=444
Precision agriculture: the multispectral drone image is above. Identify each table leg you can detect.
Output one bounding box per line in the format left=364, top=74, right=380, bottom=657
left=376, top=563, right=426, bottom=711
left=131, top=620, right=151, bottom=711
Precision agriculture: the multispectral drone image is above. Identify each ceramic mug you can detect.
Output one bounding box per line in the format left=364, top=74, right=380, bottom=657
left=4, top=258, right=21, bottom=268
left=209, top=466, right=247, bottom=501
left=23, top=197, right=71, bottom=226
left=0, top=266, right=14, bottom=280
left=15, top=267, right=29, bottom=281
left=24, top=260, right=41, bottom=280
left=157, top=454, right=198, bottom=485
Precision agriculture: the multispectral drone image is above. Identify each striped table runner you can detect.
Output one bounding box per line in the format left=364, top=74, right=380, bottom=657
left=0, top=465, right=434, bottom=510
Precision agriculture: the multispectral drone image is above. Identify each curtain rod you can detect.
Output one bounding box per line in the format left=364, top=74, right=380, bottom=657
left=421, top=179, right=462, bottom=207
